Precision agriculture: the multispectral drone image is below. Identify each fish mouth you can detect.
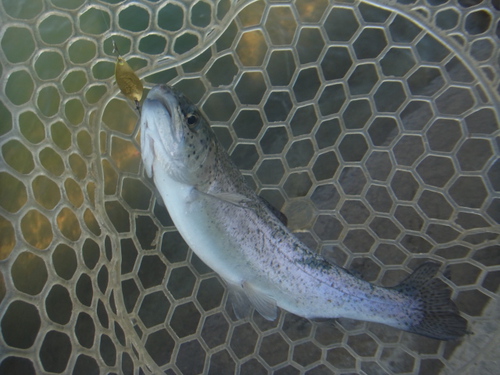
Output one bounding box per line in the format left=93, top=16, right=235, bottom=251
left=142, top=85, right=183, bottom=145
left=144, top=84, right=174, bottom=121
left=140, top=85, right=187, bottom=177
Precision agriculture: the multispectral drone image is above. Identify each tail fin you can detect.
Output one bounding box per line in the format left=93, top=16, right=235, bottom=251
left=392, top=262, right=468, bottom=340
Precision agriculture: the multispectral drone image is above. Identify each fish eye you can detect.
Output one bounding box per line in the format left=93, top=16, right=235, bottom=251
left=186, top=113, right=199, bottom=130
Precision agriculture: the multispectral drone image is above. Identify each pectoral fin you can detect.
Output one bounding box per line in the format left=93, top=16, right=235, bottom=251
left=153, top=186, right=165, bottom=207
left=213, top=192, right=251, bottom=207
left=192, top=188, right=251, bottom=208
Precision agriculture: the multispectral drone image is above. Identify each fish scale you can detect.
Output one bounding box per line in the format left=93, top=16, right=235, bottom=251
left=140, top=84, right=467, bottom=341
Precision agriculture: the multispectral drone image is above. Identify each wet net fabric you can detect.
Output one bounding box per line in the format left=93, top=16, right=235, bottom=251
left=0, top=0, right=499, bottom=374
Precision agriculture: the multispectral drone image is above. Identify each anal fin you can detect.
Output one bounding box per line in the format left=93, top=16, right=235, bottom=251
left=228, top=282, right=278, bottom=321
left=228, top=284, right=252, bottom=319
left=243, top=282, right=278, bottom=321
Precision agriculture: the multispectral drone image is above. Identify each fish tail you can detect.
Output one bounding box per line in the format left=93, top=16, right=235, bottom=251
left=392, top=262, right=468, bottom=340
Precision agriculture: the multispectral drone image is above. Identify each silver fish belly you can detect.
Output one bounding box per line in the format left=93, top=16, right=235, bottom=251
left=140, top=84, right=467, bottom=340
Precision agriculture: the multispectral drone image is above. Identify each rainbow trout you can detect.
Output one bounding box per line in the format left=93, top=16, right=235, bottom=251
left=140, top=84, right=467, bottom=340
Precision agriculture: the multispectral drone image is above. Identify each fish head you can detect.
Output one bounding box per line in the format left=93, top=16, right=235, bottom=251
left=140, top=84, right=217, bottom=186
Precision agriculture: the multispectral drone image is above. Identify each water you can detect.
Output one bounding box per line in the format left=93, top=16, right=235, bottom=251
left=0, top=0, right=499, bottom=374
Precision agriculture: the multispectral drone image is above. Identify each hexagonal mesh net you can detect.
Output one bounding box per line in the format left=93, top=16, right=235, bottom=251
left=1, top=0, right=499, bottom=373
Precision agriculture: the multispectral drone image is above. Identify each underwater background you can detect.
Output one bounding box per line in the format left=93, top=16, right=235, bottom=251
left=0, top=0, right=499, bottom=373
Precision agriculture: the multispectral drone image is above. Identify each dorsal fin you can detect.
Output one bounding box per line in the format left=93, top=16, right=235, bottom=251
left=259, top=196, right=288, bottom=226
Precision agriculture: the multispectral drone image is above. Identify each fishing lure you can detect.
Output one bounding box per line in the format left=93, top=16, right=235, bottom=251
left=113, top=41, right=143, bottom=113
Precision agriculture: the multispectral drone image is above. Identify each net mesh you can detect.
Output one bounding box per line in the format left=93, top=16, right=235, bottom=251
left=0, top=0, right=499, bottom=374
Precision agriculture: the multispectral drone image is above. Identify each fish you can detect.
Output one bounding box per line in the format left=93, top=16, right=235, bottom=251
left=139, top=84, right=468, bottom=340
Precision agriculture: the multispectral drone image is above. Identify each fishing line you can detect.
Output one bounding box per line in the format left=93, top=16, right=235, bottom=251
left=92, top=0, right=143, bottom=113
